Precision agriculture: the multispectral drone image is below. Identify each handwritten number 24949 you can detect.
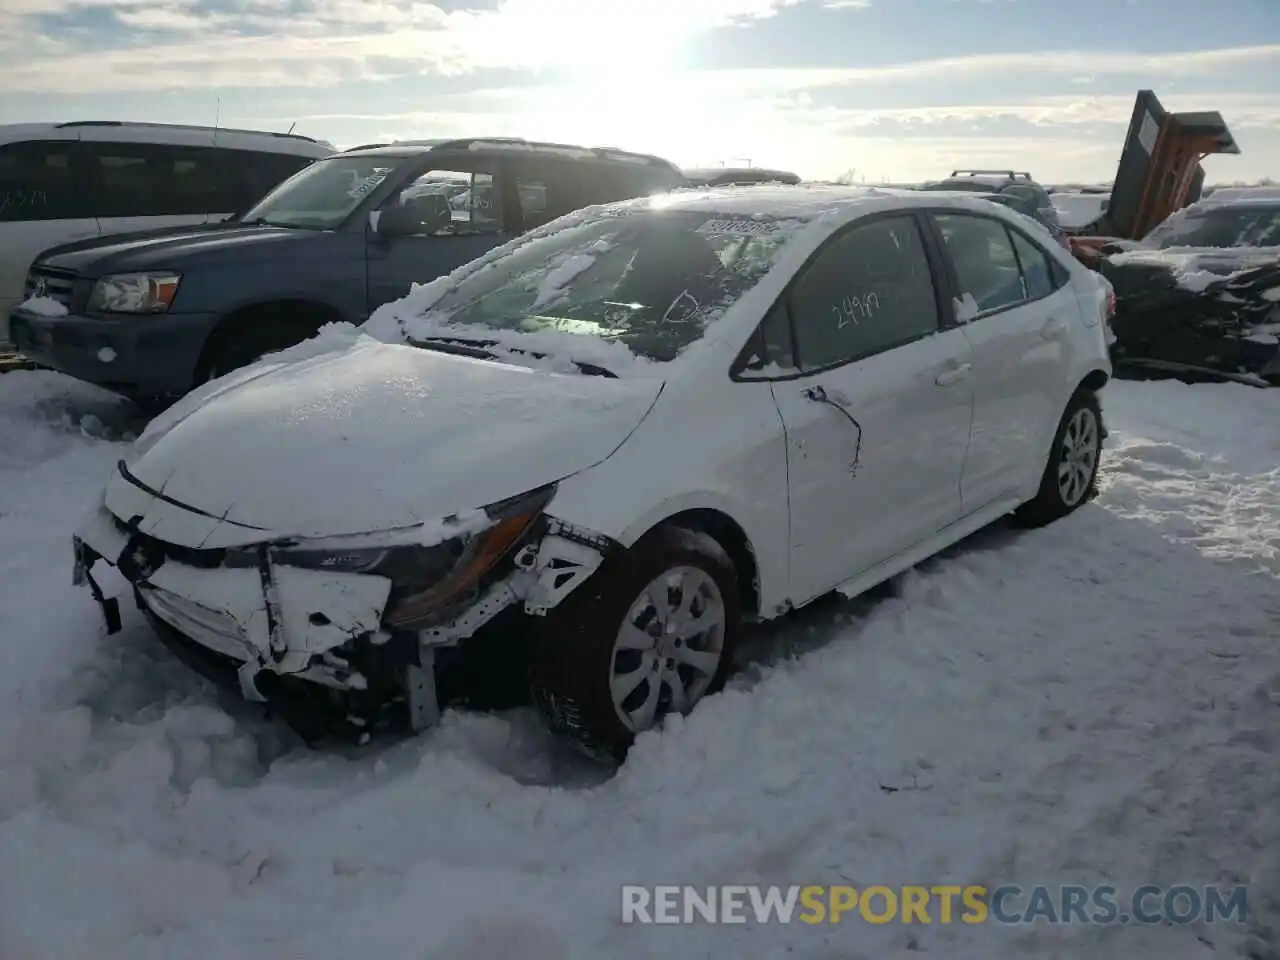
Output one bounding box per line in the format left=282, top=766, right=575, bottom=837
left=832, top=292, right=880, bottom=329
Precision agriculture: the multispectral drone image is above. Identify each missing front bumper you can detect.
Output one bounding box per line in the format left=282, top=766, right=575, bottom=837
left=72, top=502, right=611, bottom=743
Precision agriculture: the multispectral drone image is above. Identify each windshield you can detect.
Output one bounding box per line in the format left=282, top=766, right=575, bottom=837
left=238, top=155, right=408, bottom=229
left=1143, top=204, right=1280, bottom=250
left=411, top=209, right=801, bottom=363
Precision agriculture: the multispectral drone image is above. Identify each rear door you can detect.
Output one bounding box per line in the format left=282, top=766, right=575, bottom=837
left=0, top=135, right=99, bottom=336
left=927, top=210, right=1076, bottom=510
left=744, top=213, right=975, bottom=602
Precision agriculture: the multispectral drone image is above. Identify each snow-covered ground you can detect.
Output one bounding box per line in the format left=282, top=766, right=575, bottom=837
left=1, top=370, right=1277, bottom=960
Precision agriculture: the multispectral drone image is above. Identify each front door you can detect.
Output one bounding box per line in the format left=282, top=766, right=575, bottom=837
left=365, top=165, right=513, bottom=314
left=750, top=213, right=976, bottom=604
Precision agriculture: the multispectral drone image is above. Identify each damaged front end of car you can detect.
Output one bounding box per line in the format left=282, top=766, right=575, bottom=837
left=72, top=476, right=613, bottom=744
left=1100, top=254, right=1280, bottom=386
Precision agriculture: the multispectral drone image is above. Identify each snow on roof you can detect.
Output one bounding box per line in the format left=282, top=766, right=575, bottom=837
left=1201, top=186, right=1280, bottom=204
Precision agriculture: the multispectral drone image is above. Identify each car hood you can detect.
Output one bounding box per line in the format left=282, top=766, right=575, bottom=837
left=1107, top=245, right=1280, bottom=277
left=113, top=338, right=664, bottom=541
left=39, top=224, right=319, bottom=276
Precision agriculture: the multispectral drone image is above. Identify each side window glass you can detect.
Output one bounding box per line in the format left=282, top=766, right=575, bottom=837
left=0, top=140, right=85, bottom=222
left=393, top=169, right=499, bottom=235
left=737, top=301, right=797, bottom=378
left=789, top=216, right=940, bottom=370
left=934, top=213, right=1027, bottom=315
left=88, top=145, right=158, bottom=217
left=233, top=151, right=313, bottom=210
left=516, top=178, right=550, bottom=229
left=167, top=147, right=232, bottom=215
left=1049, top=255, right=1070, bottom=289
left=1009, top=229, right=1054, bottom=300
left=87, top=143, right=226, bottom=218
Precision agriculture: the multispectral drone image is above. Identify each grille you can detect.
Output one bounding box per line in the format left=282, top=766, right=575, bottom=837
left=24, top=267, right=77, bottom=307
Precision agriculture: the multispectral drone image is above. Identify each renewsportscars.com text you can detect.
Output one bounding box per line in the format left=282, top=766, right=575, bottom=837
left=621, top=884, right=1249, bottom=926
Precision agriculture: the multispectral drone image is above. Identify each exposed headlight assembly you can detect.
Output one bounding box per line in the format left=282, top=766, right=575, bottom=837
left=88, top=272, right=181, bottom=313
left=269, top=484, right=557, bottom=630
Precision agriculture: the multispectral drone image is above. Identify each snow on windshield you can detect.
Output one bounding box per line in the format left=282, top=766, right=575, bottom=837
left=1143, top=202, right=1280, bottom=251
left=363, top=206, right=811, bottom=373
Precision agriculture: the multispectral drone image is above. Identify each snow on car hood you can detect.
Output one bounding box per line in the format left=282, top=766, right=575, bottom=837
left=121, top=336, right=663, bottom=539
left=1109, top=245, right=1280, bottom=276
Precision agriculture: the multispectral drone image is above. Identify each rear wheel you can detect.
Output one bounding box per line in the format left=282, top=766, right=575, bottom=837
left=529, top=525, right=740, bottom=764
left=1014, top=389, right=1103, bottom=527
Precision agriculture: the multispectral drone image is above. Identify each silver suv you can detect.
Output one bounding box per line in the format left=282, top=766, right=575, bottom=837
left=921, top=170, right=1068, bottom=247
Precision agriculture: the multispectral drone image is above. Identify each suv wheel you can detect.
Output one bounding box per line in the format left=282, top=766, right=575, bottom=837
left=529, top=525, right=741, bottom=764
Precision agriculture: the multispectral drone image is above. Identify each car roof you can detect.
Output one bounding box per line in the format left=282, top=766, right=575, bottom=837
left=338, top=137, right=682, bottom=172
left=0, top=120, right=334, bottom=157
left=627, top=183, right=1021, bottom=220
left=1176, top=196, right=1280, bottom=215
left=683, top=167, right=802, bottom=185
left=1201, top=186, right=1280, bottom=203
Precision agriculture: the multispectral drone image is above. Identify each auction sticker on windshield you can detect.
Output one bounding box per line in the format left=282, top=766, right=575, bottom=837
left=696, top=217, right=785, bottom=237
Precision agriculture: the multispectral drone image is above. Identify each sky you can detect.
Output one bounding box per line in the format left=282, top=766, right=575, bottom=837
left=1, top=0, right=1277, bottom=184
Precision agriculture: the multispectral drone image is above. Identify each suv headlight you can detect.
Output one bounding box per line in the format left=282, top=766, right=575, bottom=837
left=88, top=272, right=181, bottom=313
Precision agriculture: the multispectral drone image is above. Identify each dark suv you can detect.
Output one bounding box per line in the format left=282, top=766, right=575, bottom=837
left=920, top=170, right=1068, bottom=248
left=9, top=137, right=687, bottom=402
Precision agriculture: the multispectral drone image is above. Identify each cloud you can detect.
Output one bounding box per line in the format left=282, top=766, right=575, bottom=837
left=0, top=0, right=828, bottom=93
left=4, top=0, right=1277, bottom=100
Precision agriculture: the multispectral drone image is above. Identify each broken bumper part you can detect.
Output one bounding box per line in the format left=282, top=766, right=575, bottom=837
left=72, top=504, right=401, bottom=724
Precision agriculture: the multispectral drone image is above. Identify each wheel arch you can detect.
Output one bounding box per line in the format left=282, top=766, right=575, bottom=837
left=629, top=507, right=762, bottom=619
left=1077, top=368, right=1110, bottom=393
left=195, top=297, right=347, bottom=380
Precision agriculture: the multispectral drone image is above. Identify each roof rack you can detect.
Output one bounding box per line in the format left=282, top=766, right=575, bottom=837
left=344, top=142, right=391, bottom=151
left=950, top=169, right=1033, bottom=180
left=420, top=137, right=678, bottom=168
left=54, top=120, right=324, bottom=144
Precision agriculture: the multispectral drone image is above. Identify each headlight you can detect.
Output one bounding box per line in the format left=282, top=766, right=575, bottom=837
left=270, top=484, right=557, bottom=630
left=88, top=272, right=181, bottom=313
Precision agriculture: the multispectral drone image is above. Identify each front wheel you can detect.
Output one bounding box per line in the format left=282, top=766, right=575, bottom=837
left=1014, top=389, right=1103, bottom=528
left=529, top=525, right=741, bottom=764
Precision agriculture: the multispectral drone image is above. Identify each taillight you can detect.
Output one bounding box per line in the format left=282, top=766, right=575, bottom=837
left=1106, top=291, right=1116, bottom=318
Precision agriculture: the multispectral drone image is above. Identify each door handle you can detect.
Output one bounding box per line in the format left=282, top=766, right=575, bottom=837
left=934, top=363, right=971, bottom=386
left=1041, top=317, right=1069, bottom=340
left=803, top=384, right=852, bottom=407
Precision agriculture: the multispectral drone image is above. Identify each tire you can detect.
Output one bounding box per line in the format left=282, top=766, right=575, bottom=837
left=1014, top=389, right=1104, bottom=528
left=199, top=308, right=324, bottom=384
left=529, top=525, right=741, bottom=764
left=202, top=330, right=292, bottom=383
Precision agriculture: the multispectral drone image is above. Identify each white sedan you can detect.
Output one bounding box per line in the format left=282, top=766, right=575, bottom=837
left=72, top=186, right=1113, bottom=762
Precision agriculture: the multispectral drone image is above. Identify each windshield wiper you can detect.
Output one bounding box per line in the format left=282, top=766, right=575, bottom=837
left=410, top=335, right=617, bottom=377
left=408, top=336, right=498, bottom=360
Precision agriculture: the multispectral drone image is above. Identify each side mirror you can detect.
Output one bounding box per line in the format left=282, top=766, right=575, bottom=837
left=375, top=192, right=454, bottom=239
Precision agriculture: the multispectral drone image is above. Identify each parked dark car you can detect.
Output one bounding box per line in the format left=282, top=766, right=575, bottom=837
left=8, top=137, right=688, bottom=403
left=1093, top=197, right=1280, bottom=384
left=920, top=170, right=1069, bottom=249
